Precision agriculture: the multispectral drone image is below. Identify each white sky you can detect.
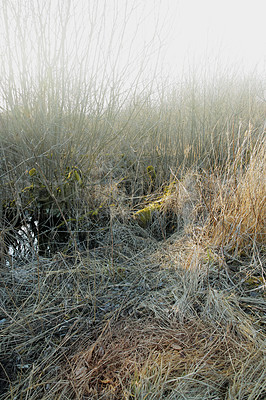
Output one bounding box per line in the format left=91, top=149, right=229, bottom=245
left=163, top=0, right=266, bottom=76
left=0, top=0, right=265, bottom=92
left=126, top=0, right=266, bottom=79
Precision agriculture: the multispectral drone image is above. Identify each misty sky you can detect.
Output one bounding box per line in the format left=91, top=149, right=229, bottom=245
left=0, top=0, right=265, bottom=90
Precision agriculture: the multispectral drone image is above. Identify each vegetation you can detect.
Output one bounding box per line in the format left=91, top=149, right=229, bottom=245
left=0, top=1, right=265, bottom=399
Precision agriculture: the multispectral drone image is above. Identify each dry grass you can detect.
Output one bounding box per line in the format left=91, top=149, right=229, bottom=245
left=0, top=2, right=265, bottom=398
left=1, top=193, right=265, bottom=399
left=1, top=137, right=265, bottom=399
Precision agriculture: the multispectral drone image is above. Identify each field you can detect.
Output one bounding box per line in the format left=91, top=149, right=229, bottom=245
left=0, top=2, right=265, bottom=399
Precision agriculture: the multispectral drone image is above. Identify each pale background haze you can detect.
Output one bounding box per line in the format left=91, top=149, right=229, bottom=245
left=0, top=0, right=265, bottom=92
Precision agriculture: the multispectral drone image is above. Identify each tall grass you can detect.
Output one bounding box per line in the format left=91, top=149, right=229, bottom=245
left=0, top=0, right=162, bottom=257
left=0, top=1, right=265, bottom=399
left=0, top=0, right=264, bottom=264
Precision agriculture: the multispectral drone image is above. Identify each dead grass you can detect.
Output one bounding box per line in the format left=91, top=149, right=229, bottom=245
left=54, top=318, right=263, bottom=399
left=0, top=2, right=265, bottom=398
left=1, top=210, right=265, bottom=399
left=0, top=121, right=265, bottom=400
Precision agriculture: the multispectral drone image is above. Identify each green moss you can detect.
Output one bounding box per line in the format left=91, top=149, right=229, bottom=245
left=133, top=183, right=175, bottom=228
left=65, top=166, right=82, bottom=184
left=245, top=276, right=264, bottom=288
left=134, top=202, right=161, bottom=228
left=21, top=183, right=34, bottom=193
left=28, top=167, right=37, bottom=177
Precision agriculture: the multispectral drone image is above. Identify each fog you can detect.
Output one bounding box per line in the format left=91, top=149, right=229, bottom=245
left=0, top=0, right=265, bottom=97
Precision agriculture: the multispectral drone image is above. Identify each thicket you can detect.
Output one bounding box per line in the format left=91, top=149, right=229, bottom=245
left=0, top=1, right=265, bottom=399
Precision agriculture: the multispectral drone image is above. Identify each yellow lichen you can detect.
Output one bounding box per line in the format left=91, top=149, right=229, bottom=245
left=245, top=276, right=264, bottom=288
left=28, top=168, right=37, bottom=177
left=133, top=202, right=161, bottom=228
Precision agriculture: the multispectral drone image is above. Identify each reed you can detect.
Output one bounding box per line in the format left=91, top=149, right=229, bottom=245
left=0, top=1, right=265, bottom=399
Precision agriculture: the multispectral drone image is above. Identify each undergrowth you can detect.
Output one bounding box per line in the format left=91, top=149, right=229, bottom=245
left=0, top=1, right=265, bottom=399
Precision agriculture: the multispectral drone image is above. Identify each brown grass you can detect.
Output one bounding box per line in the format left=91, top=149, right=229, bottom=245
left=0, top=2, right=265, bottom=398
left=1, top=202, right=265, bottom=399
